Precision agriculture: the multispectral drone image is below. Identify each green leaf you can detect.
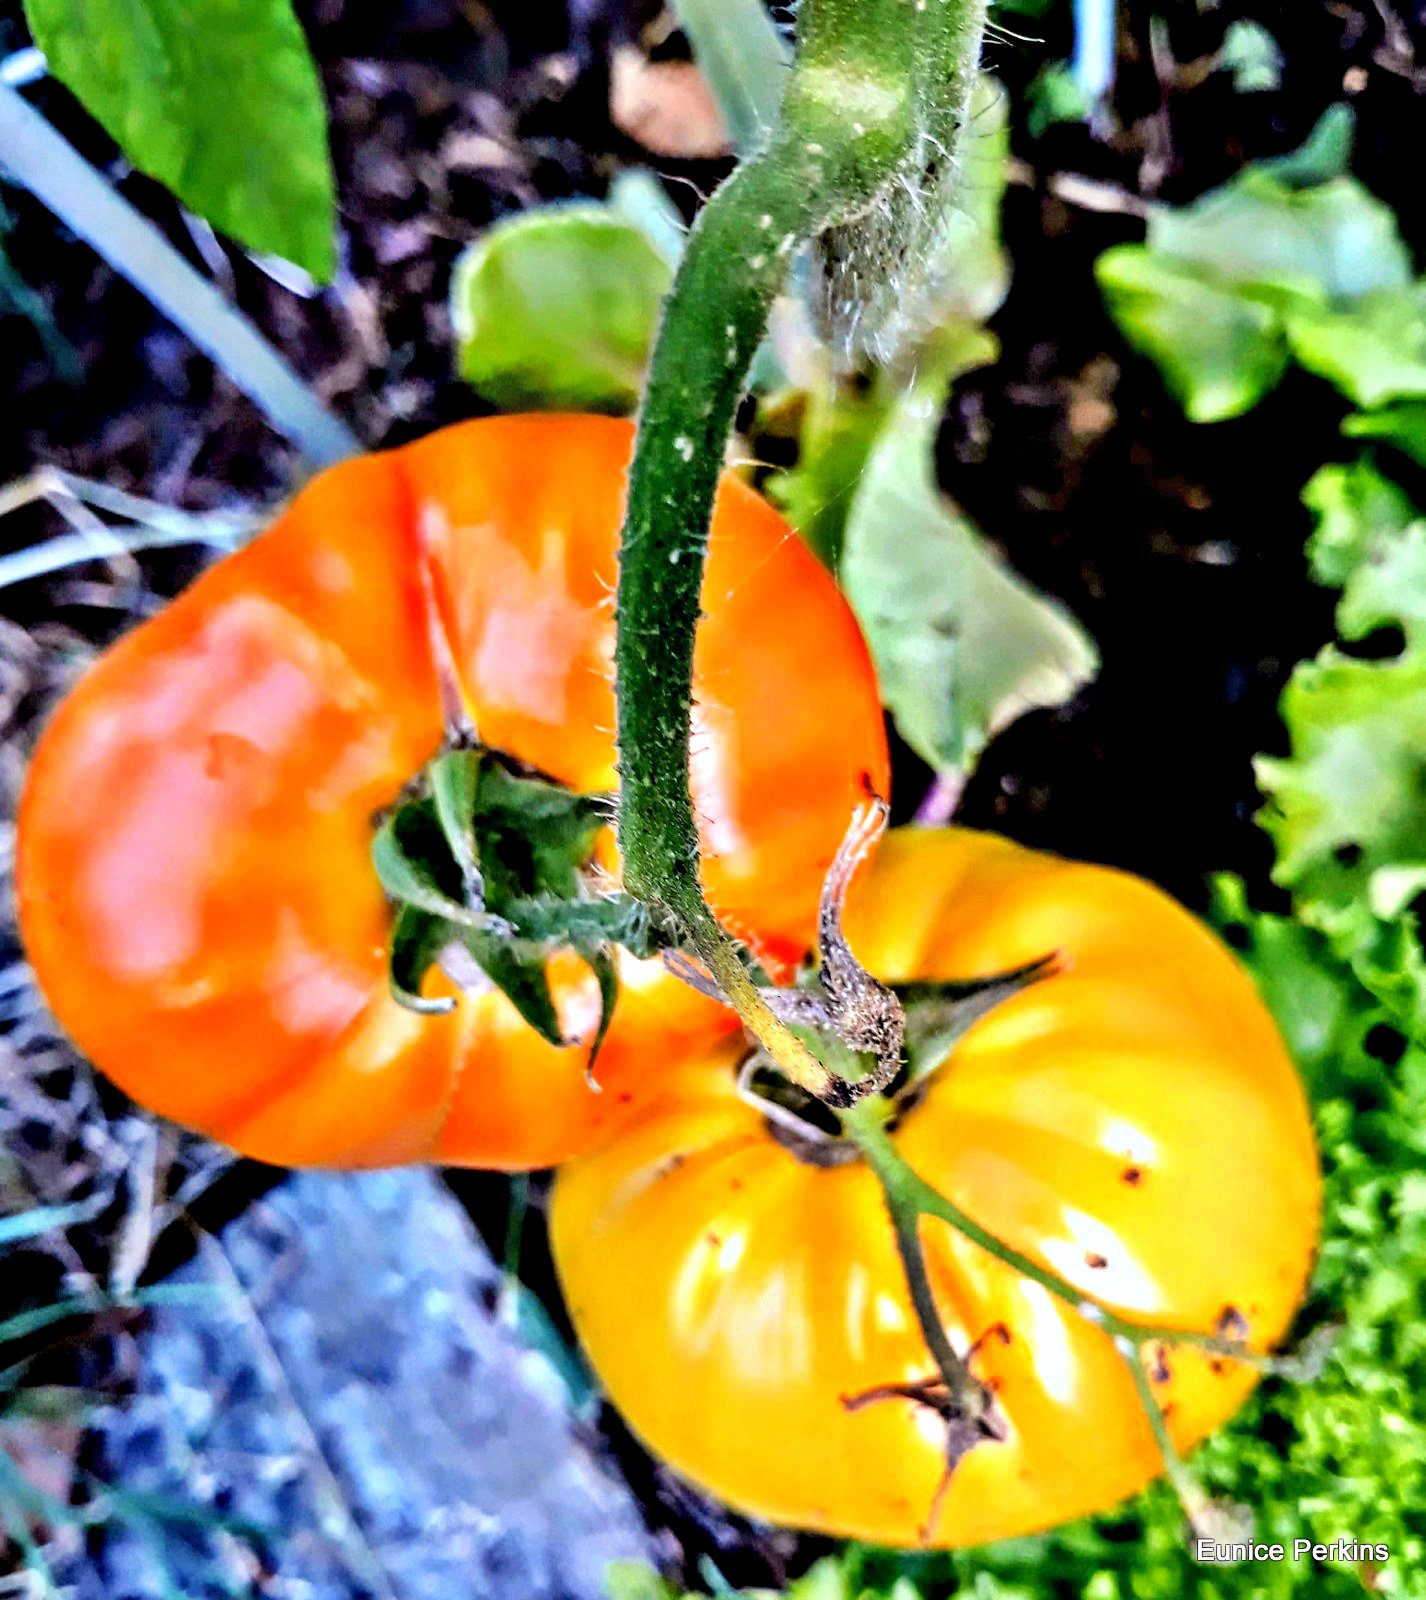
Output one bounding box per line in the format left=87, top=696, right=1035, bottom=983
left=581, top=945, right=620, bottom=1081
left=1336, top=521, right=1426, bottom=650
left=500, top=894, right=653, bottom=958
left=604, top=1563, right=676, bottom=1600
left=606, top=170, right=687, bottom=269
left=1344, top=400, right=1426, bottom=470
left=670, top=0, right=789, bottom=158
left=840, top=378, right=1098, bottom=776
left=372, top=752, right=662, bottom=1042
left=1302, top=457, right=1426, bottom=648
left=1097, top=109, right=1413, bottom=422
left=1024, top=63, right=1091, bottom=139
left=1095, top=246, right=1297, bottom=422
left=917, top=75, right=1011, bottom=328
left=451, top=205, right=674, bottom=413
left=1256, top=648, right=1426, bottom=1037
left=1259, top=103, right=1356, bottom=188
left=471, top=764, right=610, bottom=901
left=1217, top=20, right=1284, bottom=95
left=1148, top=169, right=1411, bottom=303
left=1286, top=284, right=1426, bottom=409
left=23, top=0, right=335, bottom=279
left=767, top=379, right=897, bottom=571
left=1303, top=457, right=1417, bottom=590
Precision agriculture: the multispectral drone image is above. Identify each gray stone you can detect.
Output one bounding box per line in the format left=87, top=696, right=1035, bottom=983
left=77, top=1169, right=653, bottom=1600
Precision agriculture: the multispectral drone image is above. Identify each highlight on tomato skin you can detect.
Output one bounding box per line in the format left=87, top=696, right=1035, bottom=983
left=14, top=413, right=888, bottom=1172
left=549, top=825, right=1321, bottom=1550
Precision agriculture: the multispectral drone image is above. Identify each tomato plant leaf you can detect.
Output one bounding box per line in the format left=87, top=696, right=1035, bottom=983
left=373, top=752, right=665, bottom=1036
left=500, top=895, right=654, bottom=958
left=370, top=805, right=501, bottom=934
left=840, top=377, right=1098, bottom=777
left=580, top=945, right=620, bottom=1081
left=471, top=763, right=610, bottom=901
left=22, top=0, right=336, bottom=279
left=451, top=206, right=674, bottom=413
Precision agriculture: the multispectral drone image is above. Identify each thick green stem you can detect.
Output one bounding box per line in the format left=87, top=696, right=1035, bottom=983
left=614, top=0, right=990, bottom=1097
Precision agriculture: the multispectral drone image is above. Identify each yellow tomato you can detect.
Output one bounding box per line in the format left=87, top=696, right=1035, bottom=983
left=551, top=826, right=1320, bottom=1547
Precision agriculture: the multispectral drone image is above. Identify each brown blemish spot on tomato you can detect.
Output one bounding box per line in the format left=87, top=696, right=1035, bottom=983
left=654, top=1152, right=686, bottom=1180
left=1086, top=1252, right=1108, bottom=1270
left=1150, top=1345, right=1172, bottom=1383
left=1122, top=1166, right=1143, bottom=1186
left=729, top=1177, right=743, bottom=1190
left=706, top=1232, right=722, bottom=1248
left=1210, top=1358, right=1228, bottom=1376
left=618, top=1091, right=634, bottom=1104
left=1216, top=1304, right=1250, bottom=1341
left=1161, top=1401, right=1177, bottom=1420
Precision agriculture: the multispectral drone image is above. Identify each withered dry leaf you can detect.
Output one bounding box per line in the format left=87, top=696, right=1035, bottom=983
left=609, top=46, right=730, bottom=159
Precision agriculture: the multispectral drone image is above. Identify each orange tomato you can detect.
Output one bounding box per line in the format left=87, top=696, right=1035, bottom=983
left=551, top=826, right=1320, bottom=1546
left=17, top=414, right=886, bottom=1170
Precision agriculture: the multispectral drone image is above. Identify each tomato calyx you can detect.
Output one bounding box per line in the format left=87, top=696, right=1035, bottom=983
left=372, top=745, right=675, bottom=1071
left=842, top=1342, right=1011, bottom=1543
left=733, top=955, right=1062, bottom=1163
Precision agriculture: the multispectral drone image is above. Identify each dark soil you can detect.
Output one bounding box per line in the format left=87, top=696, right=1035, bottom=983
left=2, top=0, right=1424, bottom=1589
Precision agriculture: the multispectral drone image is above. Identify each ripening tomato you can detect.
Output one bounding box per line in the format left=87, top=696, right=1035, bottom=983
left=17, top=414, right=885, bottom=1170
left=551, top=826, right=1320, bottom=1547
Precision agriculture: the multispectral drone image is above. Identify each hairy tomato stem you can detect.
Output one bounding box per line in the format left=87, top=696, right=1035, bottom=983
left=842, top=1096, right=995, bottom=1430
left=613, top=0, right=989, bottom=1099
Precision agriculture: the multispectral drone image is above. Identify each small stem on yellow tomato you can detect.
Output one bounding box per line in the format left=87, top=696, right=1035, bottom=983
left=1117, top=1333, right=1210, bottom=1522
left=840, top=1097, right=994, bottom=1427
left=837, top=1102, right=1286, bottom=1527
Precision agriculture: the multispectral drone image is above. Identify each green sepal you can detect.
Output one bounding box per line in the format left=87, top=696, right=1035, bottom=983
left=470, top=763, right=610, bottom=900
left=581, top=945, right=620, bottom=1084
left=898, top=955, right=1060, bottom=1084
left=430, top=748, right=485, bottom=908
left=389, top=907, right=458, bottom=1016
left=459, top=926, right=566, bottom=1047
left=372, top=748, right=665, bottom=1044
left=500, top=893, right=655, bottom=960
left=371, top=802, right=507, bottom=934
